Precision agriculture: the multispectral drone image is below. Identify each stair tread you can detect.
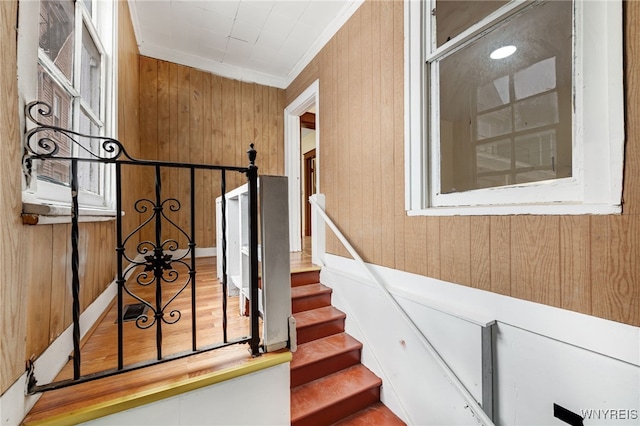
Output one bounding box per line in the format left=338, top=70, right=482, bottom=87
left=291, top=332, right=362, bottom=370
left=291, top=283, right=332, bottom=299
left=294, top=306, right=346, bottom=328
left=333, top=402, right=406, bottom=426
left=291, top=364, right=382, bottom=422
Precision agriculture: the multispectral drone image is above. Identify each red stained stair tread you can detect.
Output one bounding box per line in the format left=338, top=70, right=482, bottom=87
left=294, top=306, right=346, bottom=328
left=291, top=283, right=332, bottom=313
left=291, top=333, right=363, bottom=388
left=333, top=402, right=406, bottom=425
left=291, top=364, right=382, bottom=426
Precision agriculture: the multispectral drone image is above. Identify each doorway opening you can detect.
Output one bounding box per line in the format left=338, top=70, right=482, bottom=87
left=284, top=80, right=319, bottom=255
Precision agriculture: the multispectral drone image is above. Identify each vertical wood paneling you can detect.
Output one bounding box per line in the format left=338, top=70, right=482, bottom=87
left=177, top=66, right=191, bottom=247
left=511, top=217, right=561, bottom=307
left=393, top=0, right=406, bottom=270
left=118, top=0, right=142, bottom=253
left=348, top=11, right=364, bottom=257
left=560, top=216, right=591, bottom=314
left=336, top=25, right=351, bottom=259
left=426, top=217, right=441, bottom=279
left=190, top=69, right=204, bottom=245
left=268, top=86, right=280, bottom=175
left=490, top=216, right=511, bottom=296
left=139, top=57, right=158, bottom=245
left=25, top=226, right=53, bottom=360
left=0, top=0, right=28, bottom=393
left=202, top=73, right=214, bottom=246
left=370, top=0, right=382, bottom=266
left=440, top=217, right=471, bottom=286
left=321, top=39, right=341, bottom=255
left=360, top=2, right=373, bottom=261
left=379, top=0, right=395, bottom=268
left=136, top=58, right=285, bottom=249
left=591, top=216, right=640, bottom=325
left=470, top=217, right=491, bottom=291
left=623, top=1, right=640, bottom=215
left=404, top=216, right=427, bottom=276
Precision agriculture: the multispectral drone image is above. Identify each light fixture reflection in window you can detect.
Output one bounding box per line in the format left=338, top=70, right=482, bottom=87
left=490, top=45, right=517, bottom=59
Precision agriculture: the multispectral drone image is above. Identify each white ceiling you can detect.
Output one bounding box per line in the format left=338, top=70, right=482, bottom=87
left=128, top=0, right=363, bottom=89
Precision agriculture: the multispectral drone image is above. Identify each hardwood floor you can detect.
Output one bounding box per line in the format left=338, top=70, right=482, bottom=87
left=25, top=251, right=315, bottom=425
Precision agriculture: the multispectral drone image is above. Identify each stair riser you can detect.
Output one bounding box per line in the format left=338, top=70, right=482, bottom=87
left=292, top=293, right=332, bottom=313
left=291, top=270, right=321, bottom=287
left=291, top=386, right=380, bottom=426
left=296, top=318, right=345, bottom=344
left=291, top=348, right=361, bottom=388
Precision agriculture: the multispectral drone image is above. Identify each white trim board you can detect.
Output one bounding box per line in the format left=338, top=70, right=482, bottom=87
left=284, top=80, right=320, bottom=252
left=322, top=254, right=640, bottom=367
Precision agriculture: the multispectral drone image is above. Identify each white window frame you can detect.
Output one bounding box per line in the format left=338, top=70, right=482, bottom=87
left=18, top=0, right=117, bottom=213
left=405, top=0, right=624, bottom=216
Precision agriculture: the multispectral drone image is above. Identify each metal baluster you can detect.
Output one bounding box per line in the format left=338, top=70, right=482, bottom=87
left=221, top=170, right=228, bottom=343
left=115, top=163, right=125, bottom=370
left=71, top=158, right=81, bottom=378
left=247, top=144, right=260, bottom=356
left=154, top=165, right=163, bottom=360
left=190, top=167, right=197, bottom=351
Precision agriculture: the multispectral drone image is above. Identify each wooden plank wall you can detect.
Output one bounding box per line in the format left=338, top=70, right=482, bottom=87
left=137, top=57, right=285, bottom=248
left=285, top=0, right=640, bottom=327
left=0, top=0, right=27, bottom=396
left=0, top=0, right=140, bottom=394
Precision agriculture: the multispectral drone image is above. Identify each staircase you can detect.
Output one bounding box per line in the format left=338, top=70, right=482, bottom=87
left=290, top=269, right=405, bottom=425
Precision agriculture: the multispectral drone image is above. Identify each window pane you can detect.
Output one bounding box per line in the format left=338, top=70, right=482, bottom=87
left=78, top=110, right=102, bottom=195
left=39, top=0, right=75, bottom=82
left=81, top=24, right=102, bottom=115
left=435, top=0, right=508, bottom=47
left=437, top=1, right=572, bottom=194
left=36, top=64, right=72, bottom=186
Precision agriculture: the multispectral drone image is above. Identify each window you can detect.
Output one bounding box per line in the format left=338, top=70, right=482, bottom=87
left=19, top=0, right=115, bottom=210
left=405, top=0, right=624, bottom=215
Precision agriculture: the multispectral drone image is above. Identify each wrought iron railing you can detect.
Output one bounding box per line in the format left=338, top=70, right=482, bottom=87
left=23, top=101, right=261, bottom=393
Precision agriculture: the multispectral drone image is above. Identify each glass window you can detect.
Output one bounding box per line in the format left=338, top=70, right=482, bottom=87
left=405, top=0, right=624, bottom=214
left=437, top=1, right=572, bottom=194
left=25, top=0, right=112, bottom=208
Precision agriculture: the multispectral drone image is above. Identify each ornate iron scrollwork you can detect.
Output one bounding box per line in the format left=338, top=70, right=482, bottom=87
left=23, top=100, right=260, bottom=394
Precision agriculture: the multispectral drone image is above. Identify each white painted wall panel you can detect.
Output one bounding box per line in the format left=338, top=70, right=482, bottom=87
left=81, top=364, right=290, bottom=426
left=322, top=254, right=640, bottom=425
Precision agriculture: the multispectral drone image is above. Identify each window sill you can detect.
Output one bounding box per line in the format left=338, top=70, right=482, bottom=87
left=407, top=203, right=622, bottom=217
left=22, top=203, right=119, bottom=225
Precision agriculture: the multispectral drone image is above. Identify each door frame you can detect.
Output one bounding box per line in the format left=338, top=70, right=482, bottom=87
left=284, top=80, right=319, bottom=252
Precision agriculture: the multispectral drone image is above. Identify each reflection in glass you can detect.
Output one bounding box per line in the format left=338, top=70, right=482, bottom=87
left=438, top=1, right=572, bottom=194
left=37, top=64, right=72, bottom=186
left=39, top=0, right=75, bottom=81
left=81, top=24, right=102, bottom=115
left=78, top=111, right=102, bottom=195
